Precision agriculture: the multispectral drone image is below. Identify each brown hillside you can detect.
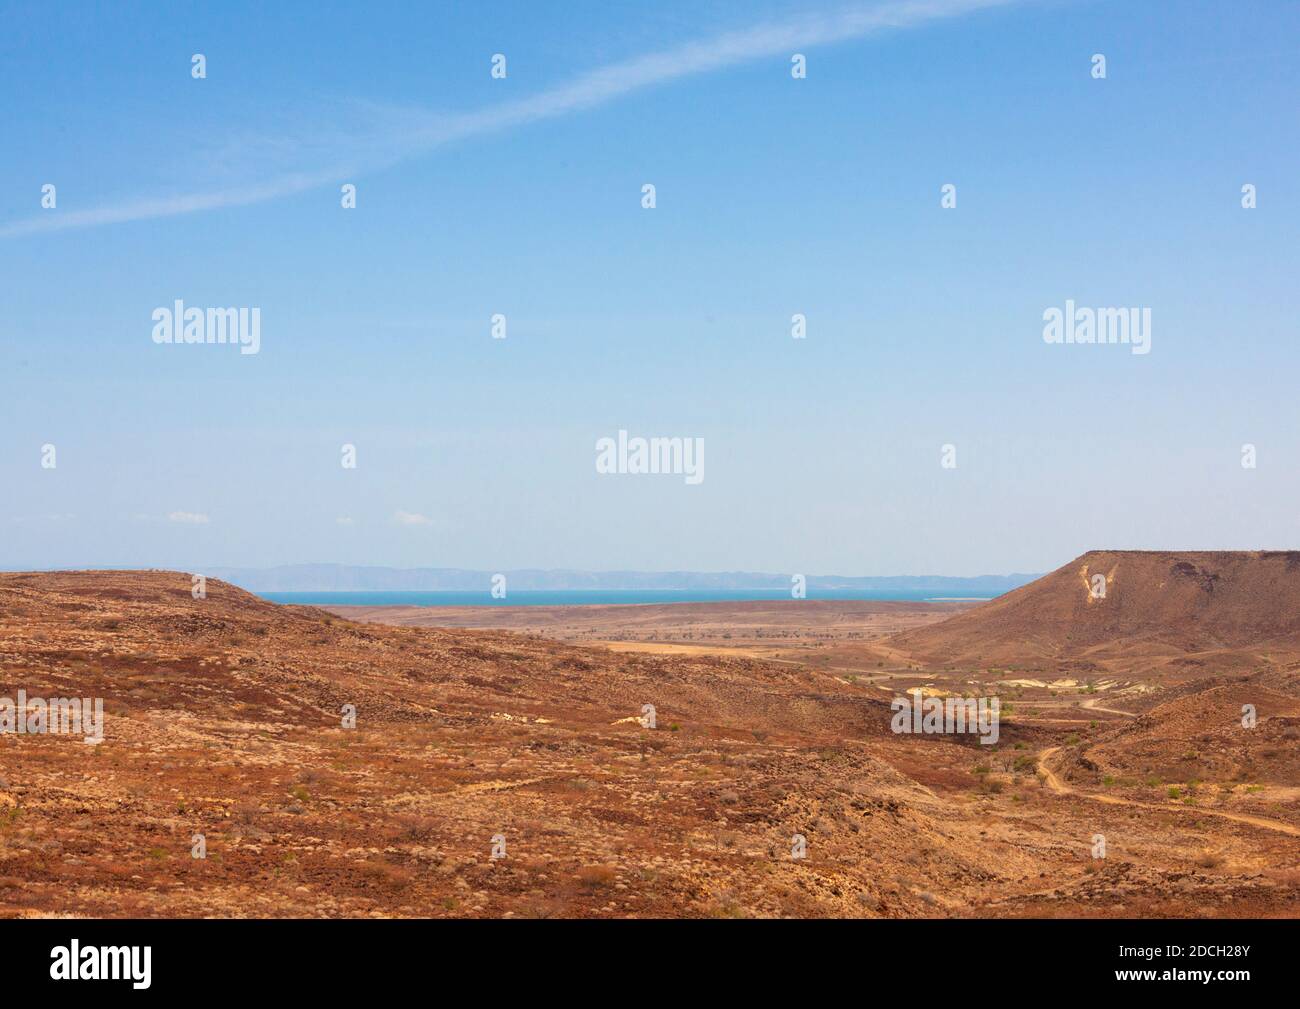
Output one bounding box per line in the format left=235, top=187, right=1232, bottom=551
left=3, top=570, right=1298, bottom=919
left=0, top=570, right=1029, bottom=918
left=1037, top=678, right=1300, bottom=829
left=887, top=551, right=1300, bottom=675
left=1088, top=682, right=1300, bottom=791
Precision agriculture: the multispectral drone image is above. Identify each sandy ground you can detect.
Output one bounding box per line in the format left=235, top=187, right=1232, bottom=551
left=327, top=599, right=980, bottom=671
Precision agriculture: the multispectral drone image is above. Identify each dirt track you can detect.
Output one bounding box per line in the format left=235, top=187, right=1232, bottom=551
left=1037, top=746, right=1300, bottom=838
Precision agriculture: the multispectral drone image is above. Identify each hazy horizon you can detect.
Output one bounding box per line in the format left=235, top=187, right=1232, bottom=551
left=0, top=559, right=1040, bottom=582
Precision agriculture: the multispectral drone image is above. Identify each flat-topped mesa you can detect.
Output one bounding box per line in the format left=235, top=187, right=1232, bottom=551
left=886, top=551, right=1300, bottom=672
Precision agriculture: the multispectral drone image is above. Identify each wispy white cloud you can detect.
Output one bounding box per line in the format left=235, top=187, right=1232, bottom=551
left=0, top=0, right=1016, bottom=239
left=0, top=173, right=339, bottom=239
left=167, top=511, right=211, bottom=525
left=393, top=510, right=433, bottom=527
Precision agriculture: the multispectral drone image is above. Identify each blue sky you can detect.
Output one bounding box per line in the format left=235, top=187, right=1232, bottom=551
left=2, top=0, right=1298, bottom=576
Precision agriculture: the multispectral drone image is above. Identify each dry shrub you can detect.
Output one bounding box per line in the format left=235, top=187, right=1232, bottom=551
left=575, top=865, right=617, bottom=889
left=387, top=812, right=439, bottom=843
left=357, top=860, right=413, bottom=888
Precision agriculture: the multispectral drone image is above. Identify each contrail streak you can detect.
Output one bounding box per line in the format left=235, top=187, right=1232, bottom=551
left=0, top=0, right=1017, bottom=239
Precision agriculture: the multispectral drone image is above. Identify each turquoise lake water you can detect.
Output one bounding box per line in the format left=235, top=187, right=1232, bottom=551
left=261, top=589, right=992, bottom=607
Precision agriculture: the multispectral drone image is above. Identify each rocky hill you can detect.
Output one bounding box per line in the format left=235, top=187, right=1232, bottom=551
left=887, top=551, right=1300, bottom=674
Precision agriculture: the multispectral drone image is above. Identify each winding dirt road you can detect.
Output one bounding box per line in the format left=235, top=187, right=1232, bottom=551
left=1079, top=696, right=1138, bottom=718
left=1037, top=746, right=1300, bottom=837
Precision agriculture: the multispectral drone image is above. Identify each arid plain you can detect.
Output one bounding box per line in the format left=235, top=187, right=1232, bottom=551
left=1, top=550, right=1297, bottom=918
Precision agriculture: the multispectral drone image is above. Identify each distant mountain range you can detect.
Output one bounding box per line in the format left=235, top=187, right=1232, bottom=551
left=204, top=564, right=1040, bottom=594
